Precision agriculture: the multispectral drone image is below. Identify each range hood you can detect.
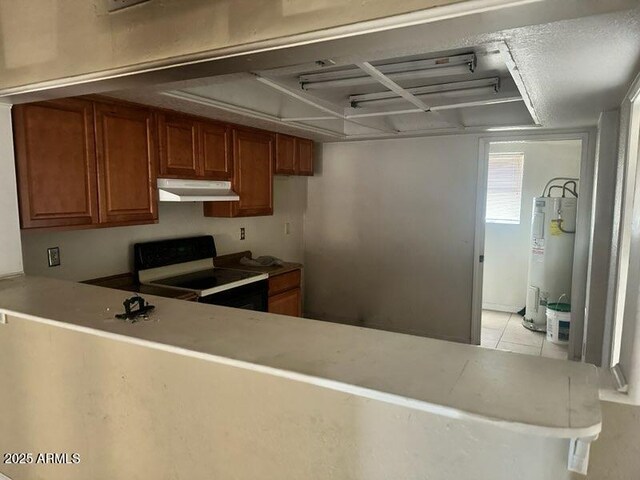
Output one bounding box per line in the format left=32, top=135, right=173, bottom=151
left=157, top=178, right=239, bottom=202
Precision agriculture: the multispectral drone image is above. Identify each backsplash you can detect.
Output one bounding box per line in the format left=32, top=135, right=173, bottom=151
left=21, top=176, right=307, bottom=281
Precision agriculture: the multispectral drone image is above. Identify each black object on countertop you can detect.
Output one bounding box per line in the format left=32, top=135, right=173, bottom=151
left=115, top=295, right=155, bottom=322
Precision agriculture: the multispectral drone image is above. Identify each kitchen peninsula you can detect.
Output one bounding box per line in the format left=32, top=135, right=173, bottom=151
left=0, top=275, right=600, bottom=480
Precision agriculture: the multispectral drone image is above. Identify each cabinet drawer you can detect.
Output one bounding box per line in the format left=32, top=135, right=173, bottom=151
left=268, top=288, right=301, bottom=317
left=268, top=269, right=301, bottom=296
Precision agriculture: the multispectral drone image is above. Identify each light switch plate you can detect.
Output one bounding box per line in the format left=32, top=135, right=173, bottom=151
left=47, top=247, right=61, bottom=267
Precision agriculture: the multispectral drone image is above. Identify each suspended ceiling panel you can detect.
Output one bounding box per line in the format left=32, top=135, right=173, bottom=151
left=143, top=46, right=534, bottom=140
left=183, top=74, right=325, bottom=120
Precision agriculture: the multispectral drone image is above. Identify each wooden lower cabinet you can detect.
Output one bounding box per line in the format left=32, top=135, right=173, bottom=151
left=204, top=128, right=274, bottom=217
left=267, top=268, right=302, bottom=317
left=268, top=288, right=302, bottom=317
left=13, top=98, right=99, bottom=229
left=94, top=101, right=158, bottom=225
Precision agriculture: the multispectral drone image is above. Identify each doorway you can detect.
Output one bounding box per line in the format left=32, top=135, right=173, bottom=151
left=474, top=138, right=584, bottom=359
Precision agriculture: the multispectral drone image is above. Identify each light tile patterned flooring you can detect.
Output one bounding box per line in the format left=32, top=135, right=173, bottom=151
left=481, top=310, right=569, bottom=359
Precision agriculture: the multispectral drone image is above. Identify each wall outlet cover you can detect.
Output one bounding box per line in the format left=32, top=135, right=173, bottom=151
left=240, top=227, right=246, bottom=240
left=47, top=247, right=61, bottom=267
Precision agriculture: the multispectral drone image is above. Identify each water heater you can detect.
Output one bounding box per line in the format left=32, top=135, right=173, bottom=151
left=523, top=181, right=578, bottom=332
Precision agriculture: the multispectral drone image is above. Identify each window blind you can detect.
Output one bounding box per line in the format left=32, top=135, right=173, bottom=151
left=486, top=152, right=524, bottom=224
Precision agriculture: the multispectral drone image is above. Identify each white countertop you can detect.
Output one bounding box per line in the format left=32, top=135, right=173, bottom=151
left=0, top=275, right=601, bottom=439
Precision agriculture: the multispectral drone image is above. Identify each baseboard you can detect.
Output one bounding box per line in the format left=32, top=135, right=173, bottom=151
left=482, top=302, right=520, bottom=313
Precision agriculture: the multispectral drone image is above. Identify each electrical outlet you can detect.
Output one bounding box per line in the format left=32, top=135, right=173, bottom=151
left=240, top=228, right=246, bottom=240
left=47, top=247, right=61, bottom=267
left=284, top=222, right=291, bottom=235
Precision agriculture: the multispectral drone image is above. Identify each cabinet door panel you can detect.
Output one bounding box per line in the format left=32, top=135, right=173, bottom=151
left=295, top=137, right=314, bottom=175
left=275, top=134, right=296, bottom=175
left=235, top=129, right=273, bottom=216
left=268, top=288, right=301, bottom=317
left=13, top=98, right=98, bottom=229
left=94, top=102, right=158, bottom=225
left=158, top=114, right=198, bottom=178
left=199, top=121, right=232, bottom=179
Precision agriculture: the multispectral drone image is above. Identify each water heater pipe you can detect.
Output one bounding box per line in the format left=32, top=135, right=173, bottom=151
left=542, top=177, right=579, bottom=197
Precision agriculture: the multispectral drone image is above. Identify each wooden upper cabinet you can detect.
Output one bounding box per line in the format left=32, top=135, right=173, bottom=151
left=274, top=134, right=314, bottom=176
left=13, top=95, right=309, bottom=230
left=94, top=101, right=158, bottom=225
left=158, top=113, right=198, bottom=178
left=296, top=137, right=314, bottom=176
left=158, top=113, right=232, bottom=180
left=13, top=98, right=99, bottom=229
left=275, top=134, right=296, bottom=175
left=199, top=121, right=232, bottom=180
left=204, top=128, right=273, bottom=217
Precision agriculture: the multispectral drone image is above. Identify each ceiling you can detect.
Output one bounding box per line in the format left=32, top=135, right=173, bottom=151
left=108, top=5, right=640, bottom=142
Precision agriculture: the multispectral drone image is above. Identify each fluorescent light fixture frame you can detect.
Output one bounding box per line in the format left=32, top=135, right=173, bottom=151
left=349, top=77, right=499, bottom=107
left=299, top=53, right=476, bottom=90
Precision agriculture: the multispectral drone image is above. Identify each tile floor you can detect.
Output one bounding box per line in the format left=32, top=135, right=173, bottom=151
left=480, top=310, right=568, bottom=359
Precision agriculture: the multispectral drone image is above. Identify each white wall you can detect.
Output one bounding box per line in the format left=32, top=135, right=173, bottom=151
left=304, top=136, right=479, bottom=343
left=0, top=106, right=23, bottom=278
left=584, top=111, right=619, bottom=365
left=20, top=176, right=307, bottom=281
left=482, top=140, right=582, bottom=312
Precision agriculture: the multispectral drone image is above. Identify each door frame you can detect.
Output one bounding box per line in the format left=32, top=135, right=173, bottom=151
left=471, top=131, right=594, bottom=362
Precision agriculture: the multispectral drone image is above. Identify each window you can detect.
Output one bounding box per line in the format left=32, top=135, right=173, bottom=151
left=485, top=152, right=524, bottom=224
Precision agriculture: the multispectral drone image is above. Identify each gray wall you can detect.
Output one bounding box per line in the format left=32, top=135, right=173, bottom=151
left=0, top=107, right=23, bottom=277
left=303, top=135, right=479, bottom=343
left=20, top=176, right=307, bottom=281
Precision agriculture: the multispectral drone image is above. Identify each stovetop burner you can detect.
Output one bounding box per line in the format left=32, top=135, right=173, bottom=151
left=153, top=268, right=262, bottom=291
